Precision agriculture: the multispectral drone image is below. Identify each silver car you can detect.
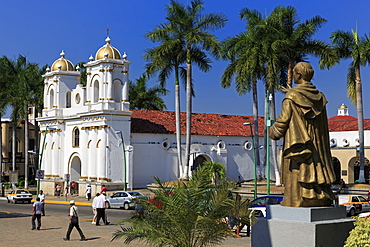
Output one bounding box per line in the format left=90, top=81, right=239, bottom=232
left=106, top=191, right=146, bottom=210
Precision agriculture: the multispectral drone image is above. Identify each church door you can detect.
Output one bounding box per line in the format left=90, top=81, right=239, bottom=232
left=70, top=155, right=81, bottom=182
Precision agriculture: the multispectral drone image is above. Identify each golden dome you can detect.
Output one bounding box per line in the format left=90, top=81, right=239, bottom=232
left=95, top=37, right=121, bottom=60
left=339, top=103, right=348, bottom=109
left=51, top=51, right=75, bottom=71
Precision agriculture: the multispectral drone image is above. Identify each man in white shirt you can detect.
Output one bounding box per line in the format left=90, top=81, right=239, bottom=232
left=91, top=193, right=100, bottom=224
left=37, top=190, right=45, bottom=216
left=95, top=193, right=109, bottom=226
left=63, top=200, right=86, bottom=241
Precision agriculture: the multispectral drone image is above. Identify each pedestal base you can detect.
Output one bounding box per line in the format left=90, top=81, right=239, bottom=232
left=251, top=205, right=355, bottom=247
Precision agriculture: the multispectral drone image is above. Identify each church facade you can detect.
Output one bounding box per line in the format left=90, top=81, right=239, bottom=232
left=38, top=38, right=273, bottom=196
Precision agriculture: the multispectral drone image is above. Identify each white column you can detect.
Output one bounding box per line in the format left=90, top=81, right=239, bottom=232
left=98, top=127, right=107, bottom=180
left=80, top=128, right=88, bottom=178
left=90, top=129, right=97, bottom=179
left=99, top=66, right=104, bottom=102
left=107, top=67, right=113, bottom=100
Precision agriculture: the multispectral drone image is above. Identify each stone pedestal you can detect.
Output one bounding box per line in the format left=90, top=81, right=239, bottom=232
left=251, top=205, right=355, bottom=247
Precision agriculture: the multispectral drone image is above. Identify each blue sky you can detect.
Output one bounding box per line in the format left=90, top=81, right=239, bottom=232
left=1, top=0, right=370, bottom=119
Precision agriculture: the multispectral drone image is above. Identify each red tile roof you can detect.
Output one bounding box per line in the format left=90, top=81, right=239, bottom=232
left=131, top=110, right=266, bottom=137
left=328, top=115, right=370, bottom=132
left=131, top=110, right=370, bottom=136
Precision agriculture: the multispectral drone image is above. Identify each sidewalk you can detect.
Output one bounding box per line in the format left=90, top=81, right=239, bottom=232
left=0, top=192, right=251, bottom=247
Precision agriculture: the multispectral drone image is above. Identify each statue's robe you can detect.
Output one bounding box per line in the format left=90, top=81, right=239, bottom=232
left=269, top=81, right=336, bottom=207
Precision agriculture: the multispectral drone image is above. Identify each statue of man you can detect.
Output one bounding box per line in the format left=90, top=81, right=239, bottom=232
left=269, top=62, right=335, bottom=207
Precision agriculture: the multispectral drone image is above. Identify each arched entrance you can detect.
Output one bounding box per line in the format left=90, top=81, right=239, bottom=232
left=70, top=155, right=81, bottom=182
left=332, top=157, right=341, bottom=184
left=353, top=157, right=370, bottom=182
left=191, top=154, right=212, bottom=171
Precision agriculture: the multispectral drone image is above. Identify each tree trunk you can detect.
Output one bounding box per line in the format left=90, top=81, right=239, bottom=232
left=262, top=86, right=268, bottom=179
left=355, top=66, right=365, bottom=183
left=24, top=114, right=29, bottom=189
left=12, top=121, right=16, bottom=172
left=0, top=114, right=2, bottom=180
left=287, top=61, right=294, bottom=88
left=175, top=68, right=183, bottom=179
left=252, top=77, right=261, bottom=179
left=184, top=50, right=192, bottom=180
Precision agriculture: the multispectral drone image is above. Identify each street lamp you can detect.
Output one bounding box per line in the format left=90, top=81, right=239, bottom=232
left=115, top=130, right=127, bottom=191
left=265, top=92, right=273, bottom=195
left=33, top=126, right=55, bottom=195
left=244, top=122, right=257, bottom=199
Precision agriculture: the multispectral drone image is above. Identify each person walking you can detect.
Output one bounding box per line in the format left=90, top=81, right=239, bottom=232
left=55, top=184, right=61, bottom=197
left=95, top=192, right=109, bottom=226
left=91, top=193, right=99, bottom=224
left=64, top=185, right=69, bottom=201
left=31, top=197, right=43, bottom=230
left=37, top=190, right=45, bottom=216
left=63, top=200, right=86, bottom=241
left=86, top=185, right=92, bottom=201
left=100, top=185, right=107, bottom=194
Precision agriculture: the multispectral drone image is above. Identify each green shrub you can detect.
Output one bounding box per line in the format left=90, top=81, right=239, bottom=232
left=4, top=182, right=11, bottom=189
left=344, top=216, right=370, bottom=247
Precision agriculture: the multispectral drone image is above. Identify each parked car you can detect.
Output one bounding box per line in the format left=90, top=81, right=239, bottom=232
left=105, top=191, right=147, bottom=210
left=338, top=195, right=370, bottom=216
left=7, top=189, right=33, bottom=204
left=249, top=195, right=283, bottom=217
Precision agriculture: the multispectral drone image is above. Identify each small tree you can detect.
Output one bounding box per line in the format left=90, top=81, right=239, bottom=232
left=111, top=166, right=255, bottom=246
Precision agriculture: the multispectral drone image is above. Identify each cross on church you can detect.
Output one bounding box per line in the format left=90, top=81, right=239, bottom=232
left=106, top=26, right=109, bottom=37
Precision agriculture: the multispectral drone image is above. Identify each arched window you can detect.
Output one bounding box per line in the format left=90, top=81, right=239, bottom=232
left=114, top=80, right=121, bottom=103
left=93, top=80, right=99, bottom=103
left=73, top=127, right=80, bottom=147
left=66, top=91, right=71, bottom=108
left=49, top=89, right=54, bottom=109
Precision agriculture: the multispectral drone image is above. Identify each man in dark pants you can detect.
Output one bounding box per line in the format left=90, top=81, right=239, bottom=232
left=63, top=200, right=86, bottom=241
left=31, top=197, right=43, bottom=230
left=96, top=192, right=109, bottom=226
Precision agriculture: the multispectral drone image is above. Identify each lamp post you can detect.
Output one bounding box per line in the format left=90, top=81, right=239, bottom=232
left=266, top=92, right=273, bottom=195
left=244, top=122, right=257, bottom=199
left=115, top=130, right=127, bottom=191
left=33, top=126, right=54, bottom=196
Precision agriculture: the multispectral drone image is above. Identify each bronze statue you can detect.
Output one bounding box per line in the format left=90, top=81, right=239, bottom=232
left=269, top=62, right=335, bottom=207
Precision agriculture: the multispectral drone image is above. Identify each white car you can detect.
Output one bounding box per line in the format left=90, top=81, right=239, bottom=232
left=105, top=191, right=146, bottom=210
left=7, top=189, right=33, bottom=204
left=338, top=195, right=370, bottom=216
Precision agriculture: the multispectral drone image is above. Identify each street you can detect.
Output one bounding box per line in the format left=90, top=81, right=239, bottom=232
left=0, top=200, right=250, bottom=247
left=0, top=199, right=133, bottom=222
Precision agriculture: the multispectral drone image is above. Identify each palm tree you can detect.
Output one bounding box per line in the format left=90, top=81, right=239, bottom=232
left=269, top=6, right=328, bottom=87
left=221, top=9, right=265, bottom=178
left=144, top=38, right=187, bottom=179
left=0, top=55, right=41, bottom=187
left=147, top=0, right=227, bottom=180
left=0, top=70, right=10, bottom=180
left=111, top=165, right=254, bottom=246
left=322, top=29, right=370, bottom=183
left=129, top=75, right=168, bottom=110
left=75, top=61, right=87, bottom=86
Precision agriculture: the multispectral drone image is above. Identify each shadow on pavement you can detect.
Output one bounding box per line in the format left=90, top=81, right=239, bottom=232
left=0, top=212, right=31, bottom=218
left=39, top=227, right=63, bottom=231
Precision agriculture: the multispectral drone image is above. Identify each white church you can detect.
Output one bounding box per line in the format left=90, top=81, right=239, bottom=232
left=37, top=37, right=370, bottom=196
left=38, top=37, right=271, bottom=196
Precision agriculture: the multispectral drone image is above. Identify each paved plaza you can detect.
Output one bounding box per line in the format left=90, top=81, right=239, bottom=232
left=0, top=195, right=251, bottom=247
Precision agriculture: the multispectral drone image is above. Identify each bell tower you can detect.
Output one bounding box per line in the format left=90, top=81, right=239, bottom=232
left=84, top=37, right=131, bottom=112
left=337, top=103, right=349, bottom=116
left=42, top=51, right=79, bottom=117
